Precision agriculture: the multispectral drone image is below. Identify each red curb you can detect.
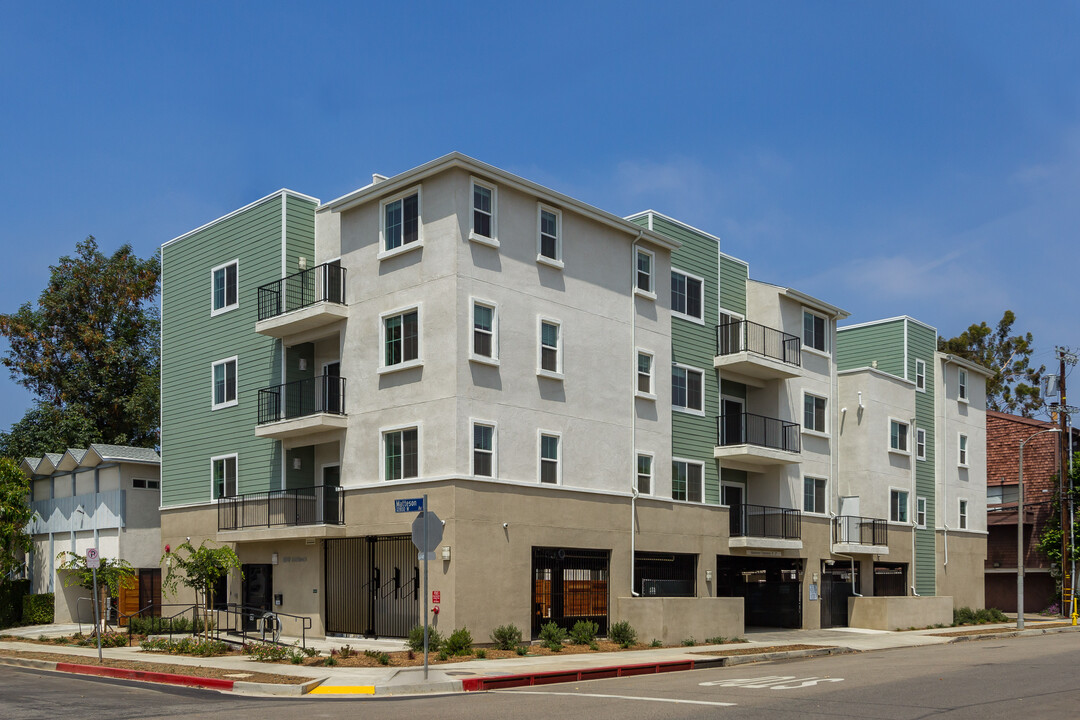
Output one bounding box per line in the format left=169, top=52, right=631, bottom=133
left=55, top=662, right=236, bottom=691
left=461, top=659, right=699, bottom=691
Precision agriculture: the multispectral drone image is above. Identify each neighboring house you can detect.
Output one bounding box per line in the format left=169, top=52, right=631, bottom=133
left=158, top=153, right=989, bottom=640
left=21, top=445, right=162, bottom=623
left=984, top=410, right=1080, bottom=612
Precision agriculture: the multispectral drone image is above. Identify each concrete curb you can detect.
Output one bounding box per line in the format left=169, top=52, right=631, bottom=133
left=234, top=677, right=327, bottom=696
left=939, top=624, right=1080, bottom=644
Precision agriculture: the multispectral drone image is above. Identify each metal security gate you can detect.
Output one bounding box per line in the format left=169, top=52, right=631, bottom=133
left=325, top=535, right=419, bottom=638
left=532, top=547, right=609, bottom=639
left=820, top=563, right=859, bottom=628
left=716, top=556, right=803, bottom=629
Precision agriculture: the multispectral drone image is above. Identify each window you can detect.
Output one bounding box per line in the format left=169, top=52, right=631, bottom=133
left=212, top=455, right=237, bottom=499
left=671, top=270, right=703, bottom=321
left=539, top=319, right=561, bottom=376
left=637, top=453, right=652, bottom=495
left=916, top=428, right=927, bottom=460
left=383, top=309, right=419, bottom=367
left=211, top=260, right=238, bottom=315
left=133, top=478, right=159, bottom=490
left=803, top=394, right=826, bottom=433
left=472, top=301, right=497, bottom=362
left=471, top=180, right=496, bottom=243
left=803, top=477, right=827, bottom=514
left=672, top=460, right=703, bottom=503
left=473, top=423, right=495, bottom=477
left=384, top=427, right=419, bottom=481
left=637, top=351, right=654, bottom=396
left=636, top=249, right=654, bottom=294
left=890, top=489, right=909, bottom=523
left=382, top=190, right=420, bottom=252
left=958, top=369, right=968, bottom=401
left=539, top=433, right=560, bottom=484
left=959, top=499, right=968, bottom=529
left=672, top=365, right=704, bottom=413
left=890, top=419, right=909, bottom=453
left=538, top=206, right=562, bottom=264
left=988, top=485, right=1019, bottom=505
left=959, top=434, right=969, bottom=466
left=212, top=358, right=237, bottom=409
left=803, top=310, right=826, bottom=352
left=916, top=496, right=927, bottom=528
left=915, top=359, right=926, bottom=392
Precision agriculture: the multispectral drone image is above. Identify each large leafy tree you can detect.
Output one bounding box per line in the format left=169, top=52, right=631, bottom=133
left=161, top=540, right=242, bottom=641
left=0, top=236, right=160, bottom=449
left=0, top=457, right=32, bottom=580
left=938, top=310, right=1045, bottom=417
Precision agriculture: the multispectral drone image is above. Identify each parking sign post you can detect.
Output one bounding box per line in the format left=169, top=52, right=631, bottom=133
left=85, top=548, right=102, bottom=663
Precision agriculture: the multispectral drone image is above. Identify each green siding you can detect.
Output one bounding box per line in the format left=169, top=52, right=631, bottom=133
left=718, top=256, right=748, bottom=316
left=285, top=195, right=317, bottom=274
left=836, top=319, right=906, bottom=376
left=161, top=194, right=317, bottom=508
left=908, top=320, right=938, bottom=595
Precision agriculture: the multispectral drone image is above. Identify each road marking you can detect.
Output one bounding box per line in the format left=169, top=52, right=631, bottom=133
left=700, top=675, right=844, bottom=690
left=504, top=691, right=735, bottom=707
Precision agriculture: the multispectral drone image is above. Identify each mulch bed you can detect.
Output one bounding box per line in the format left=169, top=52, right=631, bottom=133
left=693, top=644, right=832, bottom=657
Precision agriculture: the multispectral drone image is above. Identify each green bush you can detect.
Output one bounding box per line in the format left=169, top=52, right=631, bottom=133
left=490, top=624, right=523, bottom=650
left=569, top=620, right=599, bottom=645
left=244, top=642, right=289, bottom=662
left=407, top=625, right=443, bottom=653
left=1, top=581, right=32, bottom=627
left=20, top=592, right=53, bottom=626
left=339, top=644, right=353, bottom=659
left=515, top=645, right=528, bottom=656
left=364, top=649, right=391, bottom=665
left=609, top=620, right=637, bottom=648
left=437, top=650, right=449, bottom=661
left=705, top=636, right=726, bottom=645
left=539, top=621, right=567, bottom=647
left=650, top=639, right=662, bottom=647
left=474, top=648, right=487, bottom=659
left=444, top=627, right=473, bottom=656
left=682, top=637, right=696, bottom=646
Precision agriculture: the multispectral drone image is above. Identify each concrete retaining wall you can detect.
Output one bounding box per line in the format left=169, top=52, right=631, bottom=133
left=848, top=595, right=953, bottom=630
left=614, top=596, right=743, bottom=645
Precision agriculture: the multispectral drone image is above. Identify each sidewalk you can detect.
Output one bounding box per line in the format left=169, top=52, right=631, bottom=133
left=2, top=620, right=1076, bottom=697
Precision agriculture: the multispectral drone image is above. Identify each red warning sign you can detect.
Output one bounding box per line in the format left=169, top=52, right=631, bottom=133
left=432, top=591, right=441, bottom=604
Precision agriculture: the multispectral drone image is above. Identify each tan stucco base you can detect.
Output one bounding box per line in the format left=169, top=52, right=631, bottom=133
left=936, top=530, right=987, bottom=610
left=614, top=596, right=743, bottom=645
left=848, top=595, right=953, bottom=630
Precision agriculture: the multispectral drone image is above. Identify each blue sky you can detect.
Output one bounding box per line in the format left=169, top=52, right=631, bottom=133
left=1, top=2, right=1077, bottom=431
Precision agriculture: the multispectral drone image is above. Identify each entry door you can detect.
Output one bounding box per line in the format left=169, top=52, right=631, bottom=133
left=721, top=398, right=745, bottom=445
left=319, top=465, right=341, bottom=524
left=323, top=361, right=341, bottom=414
left=138, top=569, right=161, bottom=617
left=324, top=259, right=343, bottom=304
left=820, top=564, right=857, bottom=628
left=722, top=485, right=745, bottom=535
left=241, top=564, right=273, bottom=630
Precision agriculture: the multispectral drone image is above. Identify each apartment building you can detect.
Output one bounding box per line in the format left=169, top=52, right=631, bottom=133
left=159, top=153, right=987, bottom=640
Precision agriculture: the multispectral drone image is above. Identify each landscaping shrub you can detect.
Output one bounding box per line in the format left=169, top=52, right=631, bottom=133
left=364, top=649, right=391, bottom=665
left=244, top=642, right=289, bottom=662
left=953, top=607, right=1009, bottom=626
left=407, top=625, right=443, bottom=653
left=444, top=627, right=473, bottom=656
left=569, top=620, right=599, bottom=645
left=143, top=636, right=230, bottom=656
left=515, top=645, right=528, bottom=656
left=20, top=591, right=52, bottom=626
left=538, top=622, right=567, bottom=647
left=474, top=648, right=487, bottom=659
left=1, top=580, right=32, bottom=627
left=608, top=620, right=637, bottom=648
left=490, top=623, right=523, bottom=650
left=339, top=644, right=354, bottom=659
left=682, top=637, right=696, bottom=646
left=705, top=636, right=726, bottom=645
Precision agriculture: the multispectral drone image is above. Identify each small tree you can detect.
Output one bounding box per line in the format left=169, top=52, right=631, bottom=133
left=161, top=540, right=241, bottom=641
left=56, top=551, right=134, bottom=632
left=0, top=457, right=33, bottom=581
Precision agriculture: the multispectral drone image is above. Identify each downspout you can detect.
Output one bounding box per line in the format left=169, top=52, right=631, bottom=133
left=833, top=551, right=862, bottom=596
left=911, top=413, right=921, bottom=596
left=630, top=231, right=643, bottom=596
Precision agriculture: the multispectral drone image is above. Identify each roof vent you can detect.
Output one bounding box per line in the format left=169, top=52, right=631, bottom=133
left=372, top=173, right=388, bottom=184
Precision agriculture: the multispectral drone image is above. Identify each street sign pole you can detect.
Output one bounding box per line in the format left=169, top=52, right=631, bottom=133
left=423, top=493, right=429, bottom=681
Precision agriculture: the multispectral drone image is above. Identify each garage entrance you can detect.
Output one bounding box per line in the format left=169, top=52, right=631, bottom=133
left=716, top=555, right=803, bottom=628
left=820, top=562, right=859, bottom=628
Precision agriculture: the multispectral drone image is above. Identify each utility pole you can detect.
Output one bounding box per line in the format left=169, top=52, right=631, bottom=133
left=1055, top=347, right=1079, bottom=617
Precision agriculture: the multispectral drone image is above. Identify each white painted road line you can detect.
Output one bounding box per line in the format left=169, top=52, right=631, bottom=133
left=503, top=691, right=736, bottom=707
left=700, top=675, right=844, bottom=690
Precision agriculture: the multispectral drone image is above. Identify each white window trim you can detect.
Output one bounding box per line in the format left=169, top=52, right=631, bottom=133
left=915, top=358, right=926, bottom=393
left=670, top=267, right=706, bottom=325
left=378, top=185, right=424, bottom=261
left=958, top=432, right=969, bottom=467
left=888, top=417, right=911, bottom=455
left=210, top=259, right=239, bottom=316
left=889, top=487, right=910, bottom=525
left=802, top=308, right=830, bottom=356
left=471, top=419, right=497, bottom=478
left=672, top=363, right=706, bottom=416
left=803, top=476, right=829, bottom=516
left=538, top=430, right=562, bottom=485
left=469, top=177, right=499, bottom=248
left=958, top=498, right=969, bottom=530
left=636, top=348, right=655, bottom=400
left=634, top=247, right=656, bottom=300
left=379, top=422, right=422, bottom=483
left=469, top=298, right=500, bottom=366
left=916, top=427, right=927, bottom=461
left=916, top=495, right=927, bottom=529
left=636, top=450, right=654, bottom=496
left=958, top=369, right=969, bottom=403
left=210, top=453, right=238, bottom=499
left=211, top=356, right=238, bottom=410
left=801, top=390, right=829, bottom=437
left=378, top=304, right=423, bottom=375
left=671, top=457, right=705, bottom=504
left=537, top=316, right=563, bottom=380
left=536, top=204, right=564, bottom=269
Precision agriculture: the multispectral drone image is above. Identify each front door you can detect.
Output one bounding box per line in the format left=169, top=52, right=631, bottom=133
left=323, top=361, right=342, bottom=414
left=721, top=398, right=745, bottom=445
left=820, top=563, right=857, bottom=628
left=241, top=564, right=273, bottom=631
left=320, top=464, right=341, bottom=524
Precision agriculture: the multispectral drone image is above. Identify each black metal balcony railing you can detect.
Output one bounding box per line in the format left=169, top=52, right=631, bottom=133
left=258, top=375, right=346, bottom=425
left=834, top=515, right=888, bottom=546
left=257, top=262, right=346, bottom=321
left=716, top=319, right=801, bottom=367
left=717, top=412, right=801, bottom=453
left=218, top=485, right=344, bottom=531
left=730, top=503, right=802, bottom=540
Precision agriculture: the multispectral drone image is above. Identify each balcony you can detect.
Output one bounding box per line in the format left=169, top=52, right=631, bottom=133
left=715, top=320, right=801, bottom=382
left=714, top=412, right=801, bottom=469
left=255, top=263, right=348, bottom=339
left=832, top=515, right=889, bottom=555
left=218, top=485, right=344, bottom=531
left=254, top=375, right=348, bottom=441
left=729, top=503, right=802, bottom=550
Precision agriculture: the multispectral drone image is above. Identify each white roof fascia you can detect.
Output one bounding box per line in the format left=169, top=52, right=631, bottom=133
left=162, top=189, right=320, bottom=249
left=782, top=288, right=849, bottom=319
left=938, top=352, right=995, bottom=378
left=839, top=315, right=936, bottom=333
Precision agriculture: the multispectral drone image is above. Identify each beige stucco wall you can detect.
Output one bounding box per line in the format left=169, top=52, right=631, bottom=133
left=935, top=530, right=986, bottom=609
left=848, top=595, right=953, bottom=630
left=615, top=597, right=743, bottom=645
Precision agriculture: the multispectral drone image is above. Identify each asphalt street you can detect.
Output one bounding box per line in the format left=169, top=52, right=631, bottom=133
left=3, top=632, right=1078, bottom=719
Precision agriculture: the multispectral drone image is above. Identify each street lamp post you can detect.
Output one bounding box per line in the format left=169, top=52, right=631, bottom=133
left=1018, top=427, right=1061, bottom=630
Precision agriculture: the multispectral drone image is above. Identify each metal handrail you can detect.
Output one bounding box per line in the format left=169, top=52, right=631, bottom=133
left=257, top=375, right=346, bottom=425
left=717, top=412, right=801, bottom=453
left=716, top=319, right=801, bottom=367
left=730, top=503, right=802, bottom=540
left=257, top=262, right=346, bottom=321
left=218, top=484, right=344, bottom=530
left=834, top=515, right=888, bottom=546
